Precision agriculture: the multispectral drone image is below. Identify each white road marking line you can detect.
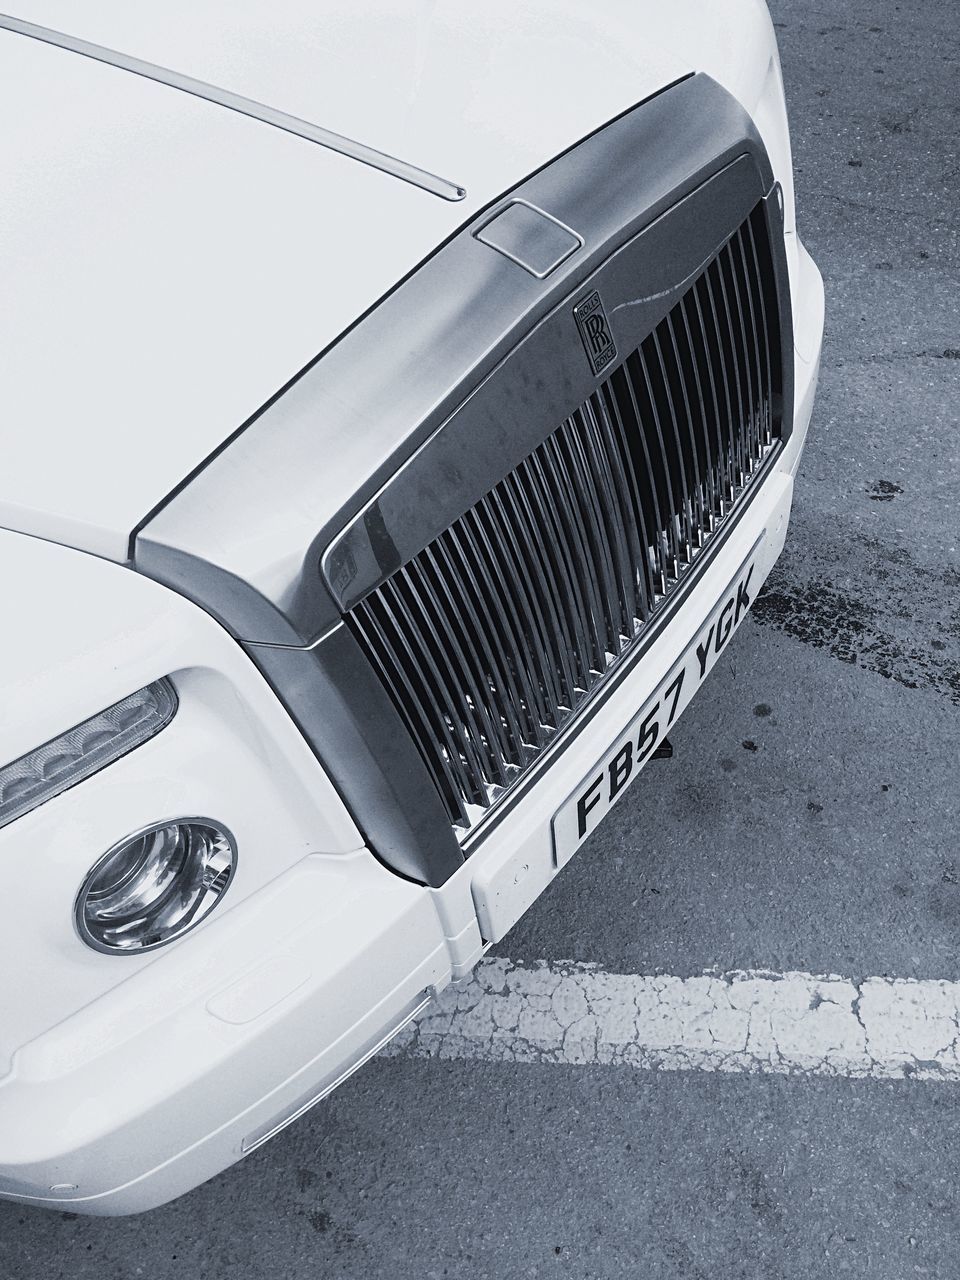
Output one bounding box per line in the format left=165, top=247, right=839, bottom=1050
left=384, top=959, right=960, bottom=1080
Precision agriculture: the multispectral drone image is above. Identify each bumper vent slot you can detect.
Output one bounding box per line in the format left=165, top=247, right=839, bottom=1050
left=347, top=203, right=783, bottom=836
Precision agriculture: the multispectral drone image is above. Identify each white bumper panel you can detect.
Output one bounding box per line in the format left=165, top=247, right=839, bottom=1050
left=0, top=853, right=448, bottom=1214
left=780, top=236, right=826, bottom=478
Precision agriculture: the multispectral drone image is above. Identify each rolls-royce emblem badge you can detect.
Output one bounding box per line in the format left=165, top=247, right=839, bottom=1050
left=330, top=547, right=357, bottom=596
left=573, top=290, right=617, bottom=376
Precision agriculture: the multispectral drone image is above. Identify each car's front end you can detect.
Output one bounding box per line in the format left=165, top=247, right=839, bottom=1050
left=0, top=0, right=823, bottom=1214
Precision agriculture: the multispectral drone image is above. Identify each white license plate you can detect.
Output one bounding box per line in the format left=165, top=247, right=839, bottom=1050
left=552, top=547, right=761, bottom=867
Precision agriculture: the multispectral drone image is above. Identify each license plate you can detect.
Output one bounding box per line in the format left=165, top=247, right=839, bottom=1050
left=552, top=549, right=760, bottom=867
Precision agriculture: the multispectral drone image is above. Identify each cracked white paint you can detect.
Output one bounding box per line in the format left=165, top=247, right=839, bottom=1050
left=383, top=959, right=960, bottom=1080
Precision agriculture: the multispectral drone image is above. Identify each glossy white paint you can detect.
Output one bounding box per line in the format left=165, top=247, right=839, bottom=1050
left=0, top=0, right=824, bottom=1215
left=0, top=250, right=822, bottom=1208
left=0, top=853, right=449, bottom=1213
left=1, top=0, right=790, bottom=561
left=0, top=34, right=448, bottom=562
left=0, top=528, right=368, bottom=1075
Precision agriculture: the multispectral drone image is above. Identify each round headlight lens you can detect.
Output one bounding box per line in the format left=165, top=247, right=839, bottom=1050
left=76, top=819, right=236, bottom=953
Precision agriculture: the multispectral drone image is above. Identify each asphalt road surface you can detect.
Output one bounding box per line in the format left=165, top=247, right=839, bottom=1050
left=3, top=3, right=958, bottom=1277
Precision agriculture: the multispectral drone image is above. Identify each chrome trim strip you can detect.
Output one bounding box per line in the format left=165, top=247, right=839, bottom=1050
left=241, top=988, right=433, bottom=1154
left=0, top=13, right=466, bottom=202
left=73, top=816, right=238, bottom=955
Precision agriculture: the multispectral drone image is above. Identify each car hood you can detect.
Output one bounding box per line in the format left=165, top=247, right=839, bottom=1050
left=0, top=1, right=770, bottom=562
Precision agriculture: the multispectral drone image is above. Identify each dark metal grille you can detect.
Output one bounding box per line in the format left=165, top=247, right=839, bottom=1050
left=348, top=203, right=783, bottom=834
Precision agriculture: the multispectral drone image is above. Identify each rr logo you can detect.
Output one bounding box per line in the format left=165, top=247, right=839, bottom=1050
left=573, top=290, right=617, bottom=376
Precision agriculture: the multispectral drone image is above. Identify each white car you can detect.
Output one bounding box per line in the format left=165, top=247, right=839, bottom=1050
left=0, top=0, right=824, bottom=1214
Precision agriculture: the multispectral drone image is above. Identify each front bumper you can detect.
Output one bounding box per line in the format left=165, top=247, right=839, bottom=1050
left=0, top=853, right=448, bottom=1214
left=0, top=236, right=822, bottom=1215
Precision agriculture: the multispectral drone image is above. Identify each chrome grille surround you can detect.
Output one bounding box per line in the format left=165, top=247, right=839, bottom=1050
left=347, top=203, right=783, bottom=835
left=136, top=74, right=794, bottom=887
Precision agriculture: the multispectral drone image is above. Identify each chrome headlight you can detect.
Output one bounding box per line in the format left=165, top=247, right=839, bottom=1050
left=76, top=819, right=236, bottom=953
left=0, top=680, right=177, bottom=830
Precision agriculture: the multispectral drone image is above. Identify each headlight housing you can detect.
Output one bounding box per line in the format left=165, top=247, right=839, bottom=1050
left=0, top=680, right=177, bottom=830
left=76, top=819, right=236, bottom=953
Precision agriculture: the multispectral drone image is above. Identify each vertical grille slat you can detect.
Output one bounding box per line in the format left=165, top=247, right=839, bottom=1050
left=731, top=231, right=763, bottom=469
left=722, top=235, right=760, bottom=481
left=664, top=313, right=707, bottom=548
left=649, top=328, right=697, bottom=563
left=347, top=204, right=784, bottom=835
left=689, top=276, right=731, bottom=513
left=563, top=416, right=624, bottom=649
left=579, top=397, right=645, bottom=631
left=700, top=267, right=739, bottom=500
left=538, top=436, right=609, bottom=671
left=744, top=208, right=777, bottom=447
left=549, top=428, right=621, bottom=659
left=675, top=294, right=717, bottom=532
left=599, top=372, right=664, bottom=601
left=632, top=347, right=683, bottom=579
